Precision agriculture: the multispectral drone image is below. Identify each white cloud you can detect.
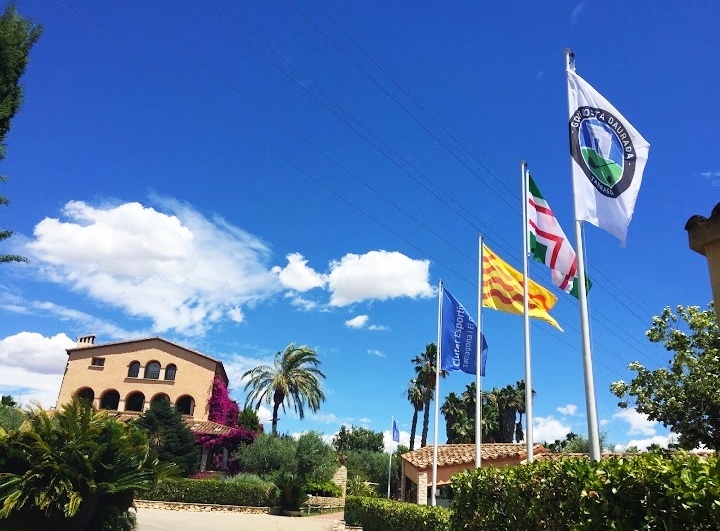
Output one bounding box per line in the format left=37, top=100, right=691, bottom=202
left=0, top=295, right=139, bottom=340
left=368, top=324, right=390, bottom=331
left=700, top=170, right=720, bottom=187
left=27, top=200, right=281, bottom=335
left=614, top=434, right=674, bottom=452
left=570, top=1, right=586, bottom=25
left=0, top=332, right=76, bottom=407
left=327, top=250, right=433, bottom=307
left=368, top=349, right=386, bottom=358
left=533, top=415, right=572, bottom=443
left=272, top=253, right=327, bottom=292
left=557, top=404, right=578, bottom=416
left=288, top=295, right=320, bottom=311
left=345, top=315, right=369, bottom=328
left=383, top=428, right=417, bottom=453
left=612, top=408, right=658, bottom=436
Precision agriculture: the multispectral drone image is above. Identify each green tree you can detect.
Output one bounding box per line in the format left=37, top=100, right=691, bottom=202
left=344, top=449, right=400, bottom=497
left=440, top=392, right=464, bottom=444
left=0, top=4, right=41, bottom=264
left=611, top=303, right=720, bottom=450
left=234, top=433, right=296, bottom=476
left=243, top=343, right=326, bottom=436
left=1, top=395, right=17, bottom=407
left=332, top=425, right=384, bottom=453
left=546, top=431, right=611, bottom=453
left=0, top=399, right=170, bottom=530
left=134, top=399, right=200, bottom=477
left=235, top=431, right=336, bottom=510
left=237, top=407, right=261, bottom=432
left=406, top=378, right=424, bottom=450
left=412, top=343, right=447, bottom=447
left=0, top=402, right=23, bottom=431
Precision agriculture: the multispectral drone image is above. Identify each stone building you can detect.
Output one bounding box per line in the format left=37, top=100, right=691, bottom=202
left=55, top=335, right=237, bottom=470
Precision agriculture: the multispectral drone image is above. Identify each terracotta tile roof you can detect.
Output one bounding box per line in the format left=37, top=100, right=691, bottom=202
left=530, top=450, right=716, bottom=463
left=185, top=419, right=236, bottom=436
left=111, top=411, right=235, bottom=436
left=402, top=443, right=546, bottom=469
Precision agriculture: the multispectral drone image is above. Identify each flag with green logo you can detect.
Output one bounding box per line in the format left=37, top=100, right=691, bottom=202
left=528, top=175, right=588, bottom=298
left=567, top=69, right=650, bottom=245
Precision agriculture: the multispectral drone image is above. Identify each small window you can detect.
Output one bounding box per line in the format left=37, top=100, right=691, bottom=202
left=164, top=364, right=177, bottom=381
left=128, top=361, right=140, bottom=378
left=91, top=357, right=105, bottom=367
left=144, top=361, right=161, bottom=380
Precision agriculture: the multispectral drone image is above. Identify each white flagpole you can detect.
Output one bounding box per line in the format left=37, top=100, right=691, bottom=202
left=521, top=161, right=534, bottom=463
left=387, top=415, right=393, bottom=499
left=565, top=49, right=601, bottom=461
left=476, top=235, right=484, bottom=468
left=431, top=280, right=443, bottom=506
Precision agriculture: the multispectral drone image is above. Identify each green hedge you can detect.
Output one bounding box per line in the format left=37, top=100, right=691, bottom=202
left=345, top=496, right=451, bottom=531
left=143, top=479, right=277, bottom=507
left=451, top=453, right=720, bottom=530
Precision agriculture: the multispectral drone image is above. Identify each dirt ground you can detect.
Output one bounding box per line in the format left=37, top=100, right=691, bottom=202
left=136, top=508, right=345, bottom=531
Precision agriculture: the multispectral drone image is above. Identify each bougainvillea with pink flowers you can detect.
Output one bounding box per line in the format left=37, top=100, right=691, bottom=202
left=197, top=374, right=254, bottom=473
left=208, top=374, right=239, bottom=427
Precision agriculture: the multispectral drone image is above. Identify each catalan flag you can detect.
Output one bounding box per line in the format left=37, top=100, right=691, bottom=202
left=482, top=244, right=562, bottom=331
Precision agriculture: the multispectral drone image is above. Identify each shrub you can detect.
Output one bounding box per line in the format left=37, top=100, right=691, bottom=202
left=0, top=400, right=167, bottom=531
left=306, top=480, right=342, bottom=497
left=345, top=496, right=451, bottom=531
left=224, top=473, right=268, bottom=486
left=450, top=453, right=720, bottom=530
left=144, top=478, right=277, bottom=507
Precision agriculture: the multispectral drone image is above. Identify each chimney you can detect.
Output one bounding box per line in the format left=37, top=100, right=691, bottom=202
left=76, top=334, right=96, bottom=348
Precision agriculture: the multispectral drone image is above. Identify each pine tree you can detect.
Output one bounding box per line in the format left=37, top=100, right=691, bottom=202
left=135, top=400, right=200, bottom=477
left=0, top=5, right=42, bottom=264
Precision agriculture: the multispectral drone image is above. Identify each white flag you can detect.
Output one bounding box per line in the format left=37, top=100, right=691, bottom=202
left=567, top=69, right=649, bottom=245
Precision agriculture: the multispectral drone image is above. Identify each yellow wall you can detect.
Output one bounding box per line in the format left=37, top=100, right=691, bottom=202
left=56, top=338, right=219, bottom=420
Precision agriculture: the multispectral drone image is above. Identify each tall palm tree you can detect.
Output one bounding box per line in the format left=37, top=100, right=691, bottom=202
left=406, top=378, right=424, bottom=451
left=440, top=392, right=465, bottom=443
left=412, top=343, right=447, bottom=447
left=242, top=343, right=326, bottom=436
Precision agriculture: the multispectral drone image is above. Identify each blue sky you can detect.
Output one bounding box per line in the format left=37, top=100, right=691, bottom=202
left=1, top=0, right=717, bottom=451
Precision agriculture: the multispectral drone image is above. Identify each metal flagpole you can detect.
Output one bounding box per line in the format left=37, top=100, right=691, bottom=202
left=387, top=416, right=393, bottom=499
left=565, top=48, right=601, bottom=461
left=521, top=161, right=534, bottom=463
left=476, top=235, right=484, bottom=468
left=431, top=280, right=443, bottom=505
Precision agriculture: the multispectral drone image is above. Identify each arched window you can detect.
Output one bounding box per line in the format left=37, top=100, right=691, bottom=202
left=75, top=387, right=94, bottom=404
left=128, top=361, right=140, bottom=378
left=99, top=389, right=120, bottom=410
left=164, top=364, right=177, bottom=381
left=144, top=361, right=161, bottom=379
left=125, top=391, right=145, bottom=412
left=176, top=395, right=195, bottom=416
left=150, top=393, right=170, bottom=407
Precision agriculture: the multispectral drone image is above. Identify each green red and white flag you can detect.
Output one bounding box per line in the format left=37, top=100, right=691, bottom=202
left=528, top=175, right=588, bottom=298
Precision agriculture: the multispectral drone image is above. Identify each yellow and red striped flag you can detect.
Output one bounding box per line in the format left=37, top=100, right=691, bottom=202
left=482, top=244, right=562, bottom=331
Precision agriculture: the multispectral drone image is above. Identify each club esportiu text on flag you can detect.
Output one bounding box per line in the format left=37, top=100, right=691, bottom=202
left=564, top=49, right=649, bottom=461
left=431, top=281, right=488, bottom=506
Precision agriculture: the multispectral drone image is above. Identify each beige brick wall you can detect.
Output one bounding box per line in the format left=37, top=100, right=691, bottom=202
left=56, top=338, right=219, bottom=420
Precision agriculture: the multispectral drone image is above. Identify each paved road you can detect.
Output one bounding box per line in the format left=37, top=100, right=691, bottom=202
left=136, top=508, right=344, bottom=531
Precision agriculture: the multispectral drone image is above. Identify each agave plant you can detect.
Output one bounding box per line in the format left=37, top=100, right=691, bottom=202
left=0, top=399, right=176, bottom=530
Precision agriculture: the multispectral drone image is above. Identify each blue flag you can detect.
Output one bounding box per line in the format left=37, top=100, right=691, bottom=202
left=392, top=420, right=400, bottom=443
left=441, top=288, right=488, bottom=376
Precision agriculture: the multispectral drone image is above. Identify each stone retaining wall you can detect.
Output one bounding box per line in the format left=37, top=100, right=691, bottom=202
left=306, top=495, right=345, bottom=507
left=135, top=499, right=270, bottom=514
